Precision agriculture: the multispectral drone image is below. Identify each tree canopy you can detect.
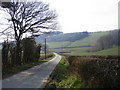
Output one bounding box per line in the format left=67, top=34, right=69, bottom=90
left=0, top=0, right=58, bottom=41
left=0, top=0, right=58, bottom=65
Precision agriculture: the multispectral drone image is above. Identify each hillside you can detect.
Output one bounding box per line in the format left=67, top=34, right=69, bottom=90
left=35, top=31, right=89, bottom=43
left=72, top=46, right=119, bottom=55
left=49, top=46, right=119, bottom=55
left=47, top=31, right=109, bottom=49
left=36, top=30, right=118, bottom=55
left=35, top=31, right=63, bottom=43
left=68, top=31, right=109, bottom=47
left=46, top=30, right=119, bottom=55
left=92, top=46, right=119, bottom=55
left=47, top=41, right=71, bottom=48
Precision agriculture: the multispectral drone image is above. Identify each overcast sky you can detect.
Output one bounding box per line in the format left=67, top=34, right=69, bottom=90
left=42, top=0, right=119, bottom=33
left=0, top=0, right=119, bottom=41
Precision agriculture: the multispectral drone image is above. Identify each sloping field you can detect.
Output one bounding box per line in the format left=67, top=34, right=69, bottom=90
left=50, top=46, right=119, bottom=56
left=47, top=41, right=71, bottom=48
left=47, top=32, right=109, bottom=49
left=50, top=47, right=91, bottom=54
left=93, top=46, right=119, bottom=55
left=66, top=46, right=119, bottom=55
left=47, top=31, right=118, bottom=55
left=68, top=32, right=109, bottom=47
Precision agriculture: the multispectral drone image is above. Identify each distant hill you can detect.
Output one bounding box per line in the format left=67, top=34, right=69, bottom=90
left=35, top=31, right=89, bottom=43
left=68, top=31, right=109, bottom=47
left=35, top=30, right=119, bottom=55
left=35, top=31, right=63, bottom=43
left=47, top=31, right=109, bottom=49
left=35, top=30, right=118, bottom=50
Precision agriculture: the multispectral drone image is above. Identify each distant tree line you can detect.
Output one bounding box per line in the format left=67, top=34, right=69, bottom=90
left=94, top=29, right=120, bottom=51
left=46, top=31, right=89, bottom=42
left=2, top=38, right=41, bottom=70
left=35, top=31, right=63, bottom=43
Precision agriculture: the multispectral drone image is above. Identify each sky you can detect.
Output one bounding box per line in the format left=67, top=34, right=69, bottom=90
left=0, top=0, right=119, bottom=43
left=42, top=0, right=119, bottom=33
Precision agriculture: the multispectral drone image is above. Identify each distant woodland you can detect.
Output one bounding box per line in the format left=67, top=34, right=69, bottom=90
left=35, top=31, right=89, bottom=43
left=94, top=30, right=120, bottom=51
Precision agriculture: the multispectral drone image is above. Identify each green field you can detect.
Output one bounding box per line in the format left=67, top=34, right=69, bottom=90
left=68, top=32, right=109, bottom=47
left=68, top=46, right=119, bottom=55
left=47, top=32, right=108, bottom=49
left=50, top=46, right=119, bottom=55
left=92, top=46, right=119, bottom=55
left=47, top=41, right=71, bottom=48
left=50, top=47, right=91, bottom=53
left=47, top=31, right=119, bottom=55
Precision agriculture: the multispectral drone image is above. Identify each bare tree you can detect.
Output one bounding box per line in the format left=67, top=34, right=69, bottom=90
left=94, top=29, right=120, bottom=51
left=0, top=0, right=58, bottom=65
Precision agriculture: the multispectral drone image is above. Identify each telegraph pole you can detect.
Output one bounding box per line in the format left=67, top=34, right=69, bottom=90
left=45, top=38, right=46, bottom=59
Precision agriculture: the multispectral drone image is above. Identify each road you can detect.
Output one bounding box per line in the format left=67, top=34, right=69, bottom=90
left=2, top=53, right=62, bottom=89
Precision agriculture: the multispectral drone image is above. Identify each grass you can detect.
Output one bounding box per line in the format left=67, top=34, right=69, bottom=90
left=72, top=46, right=119, bottom=55
left=68, top=32, right=109, bottom=47
left=47, top=32, right=109, bottom=49
left=47, top=31, right=113, bottom=56
left=50, top=47, right=91, bottom=54
left=47, top=31, right=119, bottom=56
left=3, top=54, right=55, bottom=79
left=47, top=31, right=114, bottom=56
left=51, top=46, right=119, bottom=56
left=47, top=41, right=71, bottom=48
left=46, top=56, right=85, bottom=88
left=93, top=46, right=119, bottom=55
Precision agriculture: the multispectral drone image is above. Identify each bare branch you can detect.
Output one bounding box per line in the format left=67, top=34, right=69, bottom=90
left=0, top=1, right=58, bottom=42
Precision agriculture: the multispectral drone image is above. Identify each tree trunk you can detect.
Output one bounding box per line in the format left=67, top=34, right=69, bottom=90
left=15, top=39, right=22, bottom=66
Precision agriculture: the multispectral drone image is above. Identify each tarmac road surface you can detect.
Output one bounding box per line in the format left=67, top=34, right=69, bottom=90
left=2, top=53, right=62, bottom=89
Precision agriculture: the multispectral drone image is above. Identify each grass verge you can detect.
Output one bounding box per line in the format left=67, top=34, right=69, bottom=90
left=3, top=54, right=55, bottom=79
left=45, top=56, right=85, bottom=88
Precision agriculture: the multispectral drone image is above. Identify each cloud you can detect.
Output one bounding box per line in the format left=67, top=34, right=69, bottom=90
left=43, top=0, right=119, bottom=33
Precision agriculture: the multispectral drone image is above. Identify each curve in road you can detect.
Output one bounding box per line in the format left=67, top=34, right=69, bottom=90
left=2, top=53, right=62, bottom=88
